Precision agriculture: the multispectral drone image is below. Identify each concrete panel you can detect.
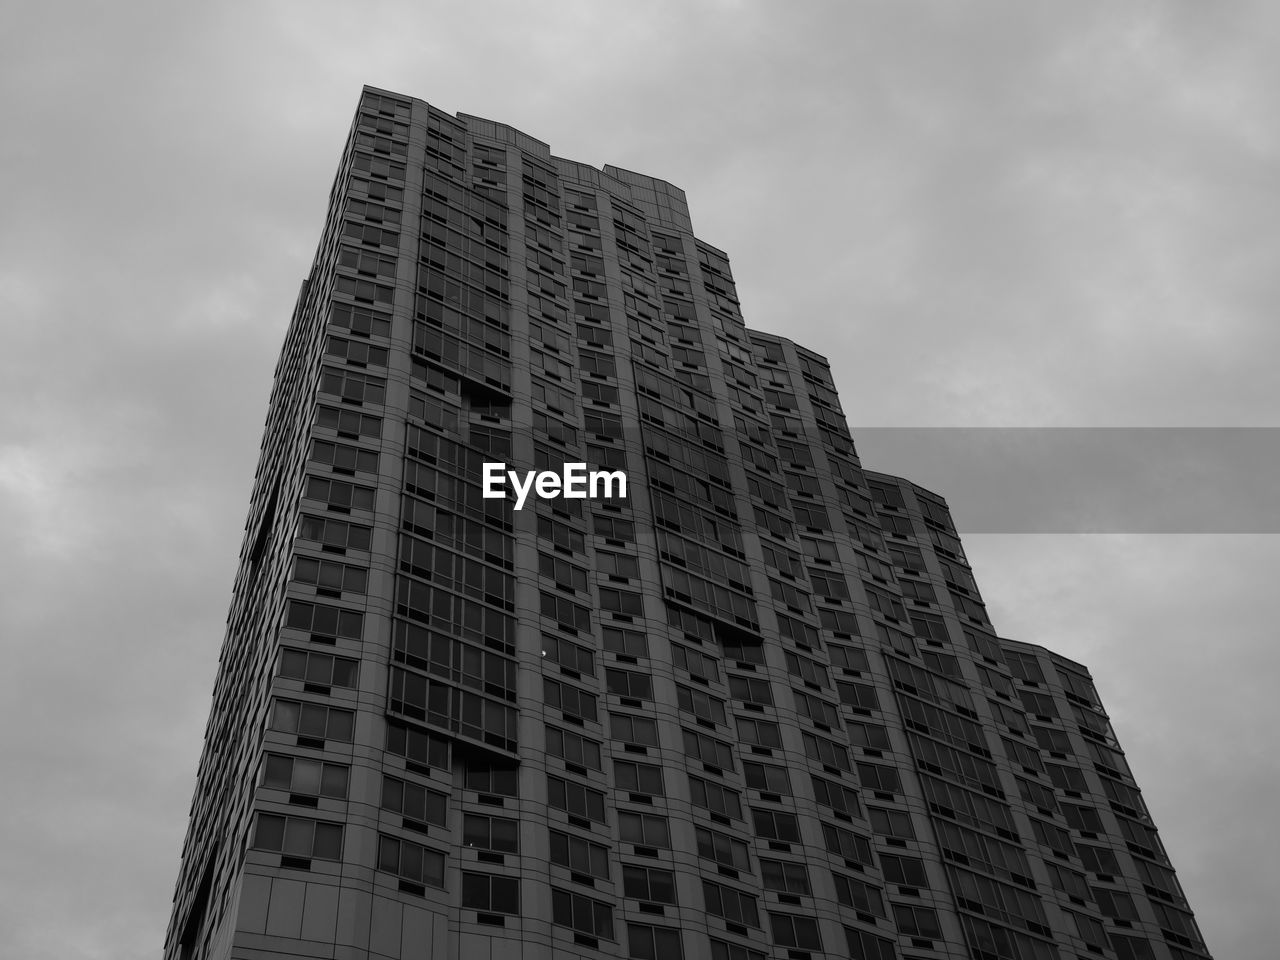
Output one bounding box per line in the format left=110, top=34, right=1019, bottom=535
left=370, top=894, right=403, bottom=959
left=264, top=877, right=305, bottom=939
left=236, top=875, right=272, bottom=935
left=400, top=902, right=434, bottom=959
left=336, top=886, right=372, bottom=950
left=301, top=882, right=340, bottom=943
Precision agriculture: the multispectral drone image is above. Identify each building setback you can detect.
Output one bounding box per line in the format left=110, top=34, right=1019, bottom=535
left=166, top=86, right=1212, bottom=960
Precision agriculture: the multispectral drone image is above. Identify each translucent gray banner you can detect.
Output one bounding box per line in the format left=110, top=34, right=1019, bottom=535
left=853, top=428, right=1280, bottom=533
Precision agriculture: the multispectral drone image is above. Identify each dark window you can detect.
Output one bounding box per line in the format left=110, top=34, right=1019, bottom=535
left=381, top=775, right=447, bottom=827
left=768, top=913, right=821, bottom=950
left=461, top=872, right=520, bottom=915
left=624, top=865, right=677, bottom=904
left=278, top=648, right=358, bottom=688
left=261, top=754, right=349, bottom=799
left=703, top=880, right=759, bottom=927
left=253, top=813, right=343, bottom=860
left=550, top=829, right=611, bottom=879
left=462, top=814, right=519, bottom=853
left=619, top=811, right=670, bottom=847
left=627, top=924, right=683, bottom=960
left=552, top=888, right=614, bottom=939
left=760, top=859, right=810, bottom=895
left=376, top=833, right=445, bottom=887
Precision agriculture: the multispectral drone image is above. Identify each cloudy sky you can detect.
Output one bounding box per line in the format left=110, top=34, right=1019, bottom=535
left=2, top=2, right=1276, bottom=958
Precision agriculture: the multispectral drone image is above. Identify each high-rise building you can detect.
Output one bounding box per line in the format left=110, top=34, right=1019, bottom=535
left=166, top=86, right=1212, bottom=960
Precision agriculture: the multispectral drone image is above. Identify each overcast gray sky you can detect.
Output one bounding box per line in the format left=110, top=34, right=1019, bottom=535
left=2, top=2, right=1276, bottom=958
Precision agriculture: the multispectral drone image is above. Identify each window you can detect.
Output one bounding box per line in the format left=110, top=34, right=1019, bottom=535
left=672, top=642, right=719, bottom=680
left=462, top=814, right=519, bottom=853
left=1076, top=843, right=1121, bottom=875
left=822, top=823, right=873, bottom=866
left=316, top=404, right=381, bottom=439
left=377, top=833, right=445, bottom=887
left=382, top=775, right=447, bottom=827
left=794, top=689, right=843, bottom=728
left=550, top=829, right=610, bottom=879
left=600, top=586, right=644, bottom=617
left=628, top=924, right=683, bottom=960
left=261, top=755, right=348, bottom=799
left=253, top=813, right=342, bottom=860
left=624, top=865, right=677, bottom=904
left=278, top=648, right=358, bottom=689
left=552, top=888, right=614, bottom=940
left=285, top=600, right=364, bottom=641
left=619, top=811, right=670, bottom=848
left=464, top=761, right=518, bottom=797
left=542, top=591, right=592, bottom=632
left=737, top=717, right=782, bottom=749
left=743, top=761, right=791, bottom=795
left=857, top=763, right=901, bottom=794
left=703, top=880, right=759, bottom=927
left=689, top=775, right=742, bottom=820
left=833, top=872, right=885, bottom=916
left=811, top=775, right=859, bottom=817
left=751, top=807, right=801, bottom=843
left=598, top=551, right=640, bottom=580
left=1042, top=861, right=1090, bottom=901
left=1047, top=762, right=1089, bottom=793
left=1093, top=886, right=1140, bottom=922
left=892, top=903, right=941, bottom=939
left=911, top=612, right=949, bottom=643
left=868, top=807, right=914, bottom=840
left=809, top=570, right=849, bottom=600
left=270, top=698, right=354, bottom=742
left=785, top=650, right=830, bottom=688
left=709, top=939, right=765, bottom=960
left=720, top=636, right=765, bottom=666
left=543, top=633, right=594, bottom=676
left=728, top=676, right=773, bottom=707
left=677, top=685, right=727, bottom=725
left=1062, top=802, right=1106, bottom=833
left=844, top=927, right=897, bottom=960
left=768, top=913, right=821, bottom=950
left=604, top=626, right=649, bottom=658
left=696, top=826, right=751, bottom=871
left=545, top=677, right=597, bottom=723
left=1018, top=689, right=1058, bottom=719
left=760, top=859, right=810, bottom=895
left=309, top=438, right=379, bottom=474
left=591, top=514, right=632, bottom=545
left=320, top=366, right=386, bottom=404
left=880, top=853, right=928, bottom=887
left=802, top=731, right=851, bottom=772
left=293, top=556, right=368, bottom=595
left=462, top=872, right=519, bottom=915
left=540, top=552, right=589, bottom=593
left=837, top=681, right=880, bottom=712
left=608, top=667, right=653, bottom=700
left=615, top=759, right=665, bottom=796
left=331, top=302, right=390, bottom=338
left=537, top=514, right=585, bottom=553
left=548, top=775, right=606, bottom=825
left=847, top=721, right=891, bottom=751
left=828, top=646, right=869, bottom=676
left=300, top=514, right=372, bottom=552
left=610, top=712, right=659, bottom=749
left=683, top=729, right=735, bottom=771
left=386, top=722, right=448, bottom=770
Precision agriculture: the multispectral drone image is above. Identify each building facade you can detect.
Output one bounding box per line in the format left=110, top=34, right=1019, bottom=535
left=166, top=87, right=1212, bottom=960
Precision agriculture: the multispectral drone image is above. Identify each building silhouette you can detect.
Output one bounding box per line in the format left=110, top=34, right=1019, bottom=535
left=166, top=86, right=1212, bottom=960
